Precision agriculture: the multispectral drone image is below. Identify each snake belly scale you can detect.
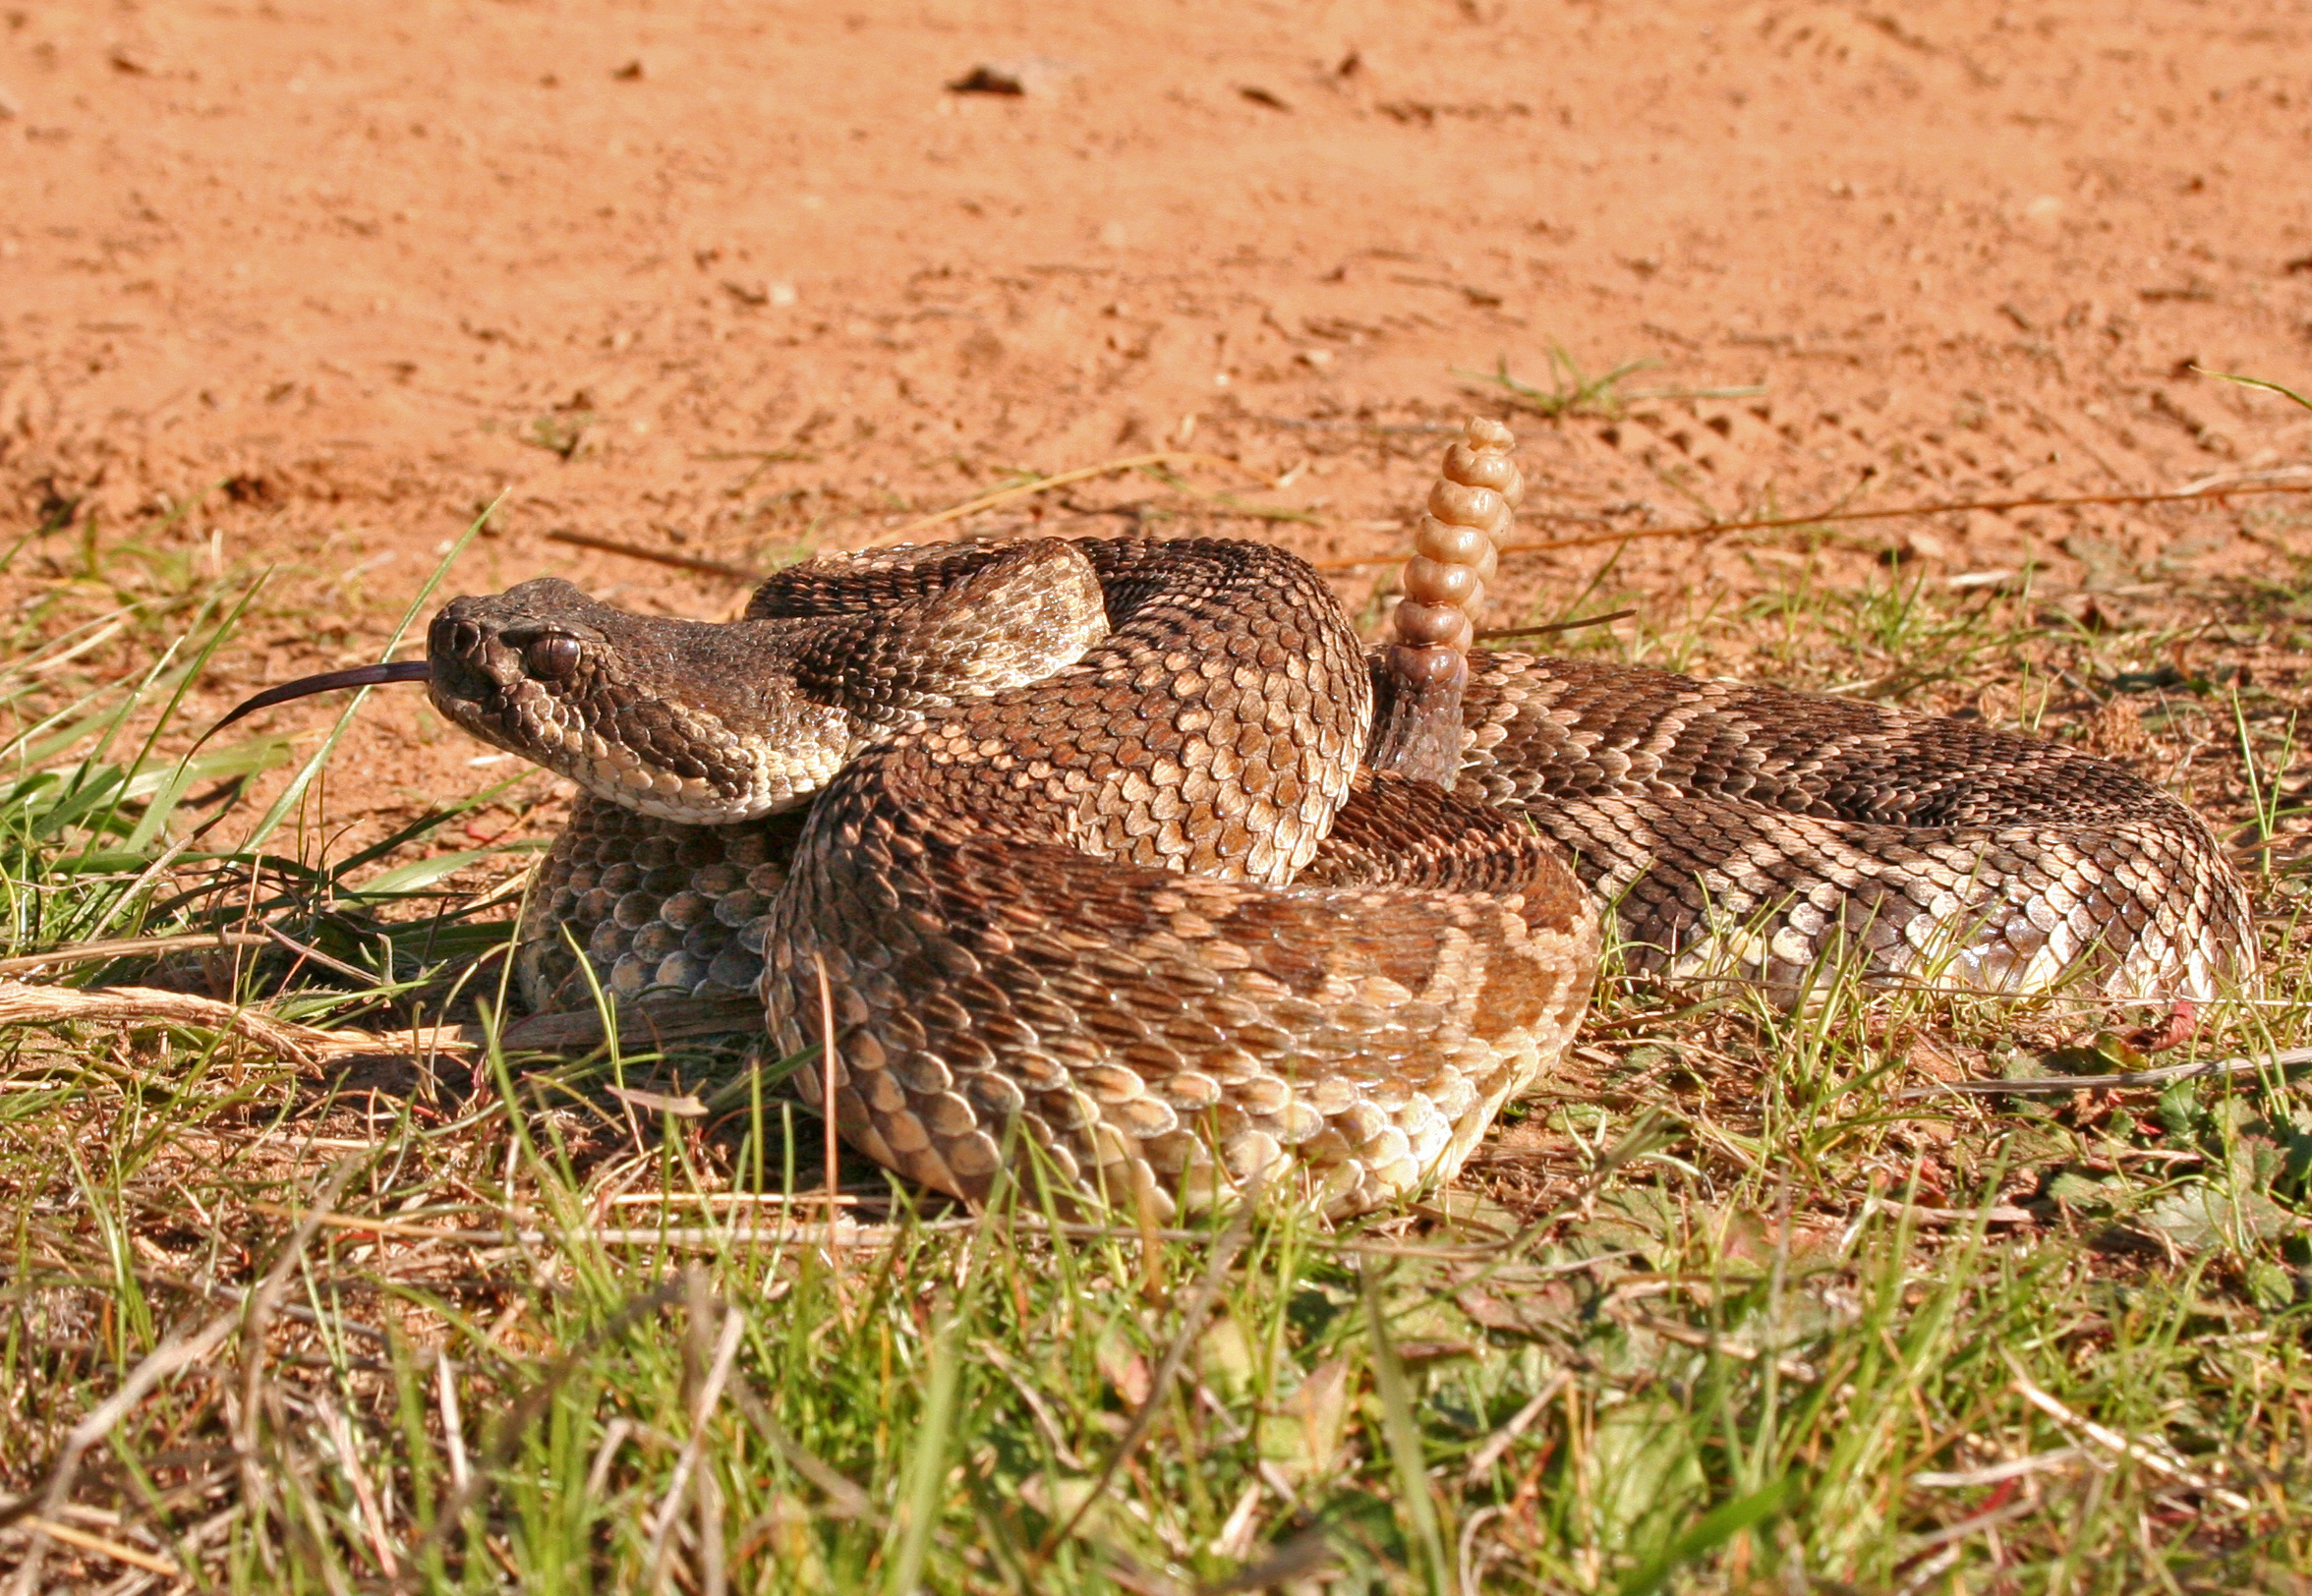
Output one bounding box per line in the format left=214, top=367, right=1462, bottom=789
left=401, top=421, right=2255, bottom=1216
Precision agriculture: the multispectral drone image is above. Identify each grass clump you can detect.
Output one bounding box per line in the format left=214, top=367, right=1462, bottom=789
left=1457, top=349, right=1763, bottom=423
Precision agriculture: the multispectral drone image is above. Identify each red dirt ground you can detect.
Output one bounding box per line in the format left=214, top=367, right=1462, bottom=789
left=5, top=0, right=2311, bottom=826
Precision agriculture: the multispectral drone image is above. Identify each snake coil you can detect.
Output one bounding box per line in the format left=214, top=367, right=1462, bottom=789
left=221, top=420, right=2258, bottom=1215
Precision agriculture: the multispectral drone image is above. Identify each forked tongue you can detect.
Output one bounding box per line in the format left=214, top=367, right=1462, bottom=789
left=204, top=659, right=434, bottom=738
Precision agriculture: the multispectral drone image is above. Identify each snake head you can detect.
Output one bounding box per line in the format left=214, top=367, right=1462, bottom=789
left=426, top=579, right=606, bottom=720
left=209, top=541, right=1113, bottom=826
left=424, top=577, right=848, bottom=823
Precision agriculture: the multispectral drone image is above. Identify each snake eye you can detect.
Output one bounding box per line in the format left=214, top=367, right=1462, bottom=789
left=522, top=634, right=583, bottom=683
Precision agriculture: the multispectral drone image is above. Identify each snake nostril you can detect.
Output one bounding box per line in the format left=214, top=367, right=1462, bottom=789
left=427, top=617, right=495, bottom=703
left=430, top=617, right=483, bottom=658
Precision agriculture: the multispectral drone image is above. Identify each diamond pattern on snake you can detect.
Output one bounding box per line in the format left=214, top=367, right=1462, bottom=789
left=237, top=418, right=2255, bottom=1217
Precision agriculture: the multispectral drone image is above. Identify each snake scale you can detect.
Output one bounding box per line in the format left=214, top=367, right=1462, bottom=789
left=246, top=420, right=2257, bottom=1215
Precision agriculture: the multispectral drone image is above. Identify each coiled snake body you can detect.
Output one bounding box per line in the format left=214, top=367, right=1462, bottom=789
left=392, top=423, right=2256, bottom=1215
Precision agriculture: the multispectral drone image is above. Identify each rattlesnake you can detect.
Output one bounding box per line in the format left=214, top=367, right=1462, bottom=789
left=230, top=420, right=2257, bottom=1215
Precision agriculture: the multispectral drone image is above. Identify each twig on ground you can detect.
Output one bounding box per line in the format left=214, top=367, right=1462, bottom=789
left=1462, top=1370, right=1570, bottom=1485
left=436, top=1356, right=470, bottom=1492
left=1896, top=1044, right=2312, bottom=1101
left=544, top=529, right=765, bottom=583
left=258, top=922, right=385, bottom=987
left=0, top=931, right=271, bottom=976
left=2195, top=368, right=2312, bottom=414
left=1311, top=481, right=2312, bottom=570
left=0, top=979, right=477, bottom=1064
left=643, top=1293, right=747, bottom=1590
left=1127, top=462, right=1319, bottom=524
left=245, top=1203, right=1646, bottom=1260
left=2004, top=1353, right=2250, bottom=1510
left=2, top=1517, right=177, bottom=1577
left=1897, top=1497, right=2043, bottom=1561
left=867, top=451, right=1255, bottom=546
left=1621, top=1309, right=1818, bottom=1382
left=550, top=454, right=1278, bottom=575
left=726, top=1379, right=879, bottom=1520
left=1912, top=1447, right=2089, bottom=1489
left=1474, top=607, right=1636, bottom=643
left=3, top=1318, right=230, bottom=1590
left=0, top=980, right=334, bottom=1065
left=1864, top=1197, right=2039, bottom=1226
left=317, top=1391, right=399, bottom=1577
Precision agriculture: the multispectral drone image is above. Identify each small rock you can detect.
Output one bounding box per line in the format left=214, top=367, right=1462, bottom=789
left=1897, top=528, right=1948, bottom=562
left=947, top=56, right=1081, bottom=96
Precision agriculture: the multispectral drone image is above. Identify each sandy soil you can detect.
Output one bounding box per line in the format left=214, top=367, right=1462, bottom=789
left=4, top=0, right=2311, bottom=823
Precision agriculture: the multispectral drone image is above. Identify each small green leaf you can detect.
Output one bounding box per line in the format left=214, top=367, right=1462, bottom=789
left=1258, top=1356, right=1354, bottom=1488
left=2245, top=1260, right=2298, bottom=1310
left=349, top=848, right=505, bottom=897
left=1615, top=1477, right=1796, bottom=1596
left=2141, top=1183, right=2291, bottom=1253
